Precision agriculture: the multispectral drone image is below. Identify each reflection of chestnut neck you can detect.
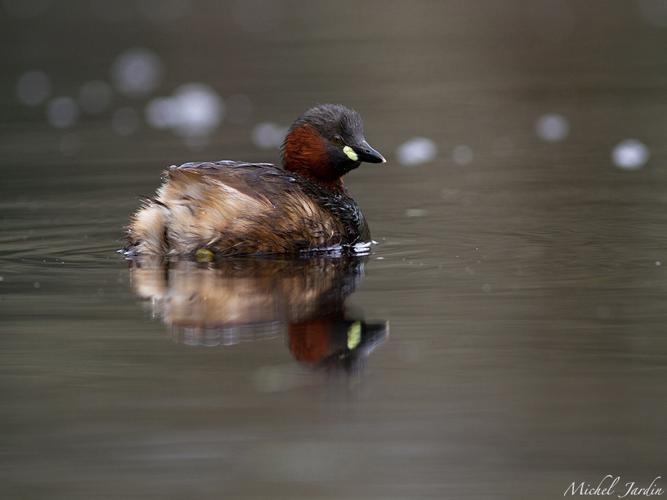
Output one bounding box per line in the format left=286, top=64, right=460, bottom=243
left=282, top=125, right=344, bottom=191
left=288, top=312, right=344, bottom=364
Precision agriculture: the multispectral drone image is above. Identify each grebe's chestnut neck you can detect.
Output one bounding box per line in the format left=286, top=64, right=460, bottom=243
left=281, top=104, right=385, bottom=189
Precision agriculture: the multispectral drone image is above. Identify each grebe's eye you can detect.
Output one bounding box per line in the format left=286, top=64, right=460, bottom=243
left=333, top=134, right=344, bottom=145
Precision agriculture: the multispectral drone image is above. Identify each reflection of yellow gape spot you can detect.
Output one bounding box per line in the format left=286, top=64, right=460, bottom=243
left=343, top=145, right=358, bottom=162
left=347, top=321, right=361, bottom=350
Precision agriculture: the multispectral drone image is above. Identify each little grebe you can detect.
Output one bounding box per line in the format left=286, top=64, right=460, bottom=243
left=125, top=104, right=385, bottom=257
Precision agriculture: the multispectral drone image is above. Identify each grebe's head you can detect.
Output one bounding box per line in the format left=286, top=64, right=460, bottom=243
left=281, top=104, right=385, bottom=187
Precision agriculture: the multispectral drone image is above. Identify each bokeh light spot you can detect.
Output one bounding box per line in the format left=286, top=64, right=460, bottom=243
left=145, top=84, right=224, bottom=144
left=536, top=113, right=569, bottom=142
left=112, top=48, right=162, bottom=97
left=612, top=139, right=649, bottom=170
left=145, top=97, right=177, bottom=129
left=47, top=97, right=79, bottom=128
left=405, top=208, right=427, bottom=218
left=252, top=122, right=287, bottom=149
left=396, top=137, right=437, bottom=166
left=171, top=83, right=224, bottom=138
left=16, top=70, right=51, bottom=106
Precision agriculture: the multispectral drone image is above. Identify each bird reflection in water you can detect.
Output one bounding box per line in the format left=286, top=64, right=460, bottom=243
left=129, top=256, right=388, bottom=372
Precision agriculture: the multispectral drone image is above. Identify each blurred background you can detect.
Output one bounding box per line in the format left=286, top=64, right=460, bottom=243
left=1, top=1, right=667, bottom=499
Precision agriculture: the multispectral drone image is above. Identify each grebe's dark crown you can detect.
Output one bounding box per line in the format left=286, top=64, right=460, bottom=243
left=289, top=104, right=363, bottom=142
left=281, top=104, right=385, bottom=179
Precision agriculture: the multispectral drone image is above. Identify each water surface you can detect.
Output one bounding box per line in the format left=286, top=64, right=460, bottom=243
left=1, top=2, right=666, bottom=499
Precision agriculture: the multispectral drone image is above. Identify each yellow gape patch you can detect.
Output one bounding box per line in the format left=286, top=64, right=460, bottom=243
left=343, top=145, right=358, bottom=161
left=347, top=321, right=362, bottom=350
left=195, top=248, right=215, bottom=262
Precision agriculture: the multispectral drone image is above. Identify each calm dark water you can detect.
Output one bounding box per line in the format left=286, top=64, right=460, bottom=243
left=1, top=1, right=666, bottom=499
